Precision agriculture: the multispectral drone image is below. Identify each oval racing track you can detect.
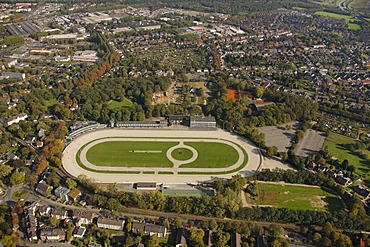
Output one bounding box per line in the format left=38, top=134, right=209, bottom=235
left=62, top=129, right=263, bottom=183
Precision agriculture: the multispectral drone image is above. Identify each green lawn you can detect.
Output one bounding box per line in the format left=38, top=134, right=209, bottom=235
left=45, top=98, right=59, bottom=107
left=107, top=98, right=132, bottom=109
left=315, top=11, right=361, bottom=30
left=171, top=148, right=194, bottom=161
left=324, top=133, right=370, bottom=176
left=11, top=189, right=28, bottom=201
left=86, top=141, right=177, bottom=167
left=247, top=183, right=343, bottom=212
left=180, top=142, right=239, bottom=168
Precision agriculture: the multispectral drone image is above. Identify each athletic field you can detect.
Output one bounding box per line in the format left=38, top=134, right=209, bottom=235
left=246, top=182, right=343, bottom=212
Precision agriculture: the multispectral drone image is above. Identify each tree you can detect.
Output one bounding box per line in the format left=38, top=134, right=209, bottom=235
left=267, top=224, right=284, bottom=238
left=9, top=172, right=25, bottom=186
left=341, top=159, right=349, bottom=170
left=209, top=219, right=218, bottom=231
left=266, top=146, right=278, bottom=157
left=49, top=216, right=60, bottom=227
left=254, top=86, right=264, bottom=98
left=296, top=130, right=305, bottom=141
left=65, top=178, right=77, bottom=189
left=313, top=232, right=322, bottom=243
left=174, top=218, right=183, bottom=228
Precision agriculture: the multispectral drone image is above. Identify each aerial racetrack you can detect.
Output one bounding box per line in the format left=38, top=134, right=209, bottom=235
left=62, top=129, right=262, bottom=183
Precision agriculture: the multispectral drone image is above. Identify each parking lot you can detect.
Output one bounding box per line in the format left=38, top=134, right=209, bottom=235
left=258, top=122, right=300, bottom=153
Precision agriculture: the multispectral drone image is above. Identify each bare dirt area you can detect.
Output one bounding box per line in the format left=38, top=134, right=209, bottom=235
left=258, top=122, right=301, bottom=153
left=294, top=129, right=326, bottom=157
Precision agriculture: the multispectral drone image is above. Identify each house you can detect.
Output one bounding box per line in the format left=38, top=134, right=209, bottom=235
left=175, top=228, right=187, bottom=247
left=97, top=218, right=125, bottom=230
left=335, top=176, right=352, bottom=186
left=40, top=228, right=66, bottom=242
left=353, top=186, right=370, bottom=199
left=88, top=241, right=102, bottom=247
left=135, top=182, right=157, bottom=190
left=306, top=161, right=317, bottom=170
left=73, top=226, right=86, bottom=238
left=51, top=208, right=68, bottom=220
left=54, top=186, right=71, bottom=201
left=1, top=72, right=26, bottom=79
left=132, top=222, right=167, bottom=238
left=68, top=188, right=81, bottom=201
left=35, top=180, right=52, bottom=196
left=74, top=210, right=95, bottom=226
left=230, top=233, right=242, bottom=247
left=0, top=113, right=28, bottom=126
left=37, top=205, right=52, bottom=217
left=190, top=116, right=216, bottom=128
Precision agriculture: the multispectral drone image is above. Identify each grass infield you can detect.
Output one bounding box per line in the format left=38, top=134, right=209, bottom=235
left=86, top=141, right=177, bottom=167
left=180, top=142, right=239, bottom=168
left=247, top=183, right=343, bottom=212
left=171, top=148, right=194, bottom=161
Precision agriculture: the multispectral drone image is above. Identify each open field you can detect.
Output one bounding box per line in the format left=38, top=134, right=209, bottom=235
left=180, top=142, right=239, bottom=168
left=295, top=129, right=326, bottom=157
left=324, top=133, right=370, bottom=176
left=349, top=0, right=370, bottom=15
left=315, top=11, right=361, bottom=30
left=246, top=182, right=343, bottom=212
left=86, top=141, right=177, bottom=167
left=107, top=98, right=132, bottom=109
left=258, top=122, right=300, bottom=153
left=62, top=129, right=261, bottom=183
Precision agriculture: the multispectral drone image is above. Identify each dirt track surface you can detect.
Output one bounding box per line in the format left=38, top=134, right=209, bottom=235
left=62, top=128, right=262, bottom=184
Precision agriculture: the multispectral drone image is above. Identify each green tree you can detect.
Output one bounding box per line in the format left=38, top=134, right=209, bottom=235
left=9, top=172, right=25, bottom=186
left=266, top=146, right=278, bottom=157
left=65, top=178, right=77, bottom=189
left=49, top=216, right=60, bottom=227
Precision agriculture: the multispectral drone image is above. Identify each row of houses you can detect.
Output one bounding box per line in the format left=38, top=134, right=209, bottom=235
left=175, top=228, right=242, bottom=247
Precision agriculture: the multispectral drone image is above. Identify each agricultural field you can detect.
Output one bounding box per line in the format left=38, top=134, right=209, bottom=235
left=324, top=133, right=370, bottom=176
left=315, top=11, right=361, bottom=30
left=180, top=142, right=239, bottom=168
left=86, top=141, right=177, bottom=167
left=246, top=182, right=343, bottom=212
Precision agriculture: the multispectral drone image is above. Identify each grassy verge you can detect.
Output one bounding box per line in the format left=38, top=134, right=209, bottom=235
left=158, top=171, right=174, bottom=175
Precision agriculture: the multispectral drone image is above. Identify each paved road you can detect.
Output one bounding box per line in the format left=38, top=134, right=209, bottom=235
left=62, top=129, right=262, bottom=183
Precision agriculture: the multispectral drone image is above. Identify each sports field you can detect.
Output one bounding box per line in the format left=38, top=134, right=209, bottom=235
left=179, top=142, right=239, bottom=168
left=324, top=133, right=370, bottom=176
left=247, top=182, right=343, bottom=212
left=86, top=141, right=177, bottom=167
left=63, top=129, right=260, bottom=183
left=82, top=138, right=243, bottom=170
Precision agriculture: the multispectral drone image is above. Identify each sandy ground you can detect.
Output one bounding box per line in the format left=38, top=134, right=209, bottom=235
left=62, top=128, right=265, bottom=184
left=261, top=156, right=293, bottom=170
